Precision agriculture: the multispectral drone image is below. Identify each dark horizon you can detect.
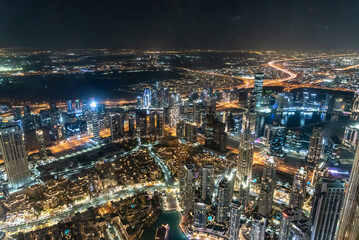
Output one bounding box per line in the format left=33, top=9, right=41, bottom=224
left=0, top=0, right=358, bottom=50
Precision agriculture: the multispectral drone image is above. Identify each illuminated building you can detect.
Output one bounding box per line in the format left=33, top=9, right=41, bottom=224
left=342, top=126, right=359, bottom=150
left=75, top=99, right=81, bottom=110
left=228, top=200, right=241, bottom=240
left=180, top=163, right=196, bottom=215
left=137, top=96, right=142, bottom=108
left=250, top=214, right=266, bottom=240
left=328, top=135, right=342, bottom=163
left=289, top=167, right=307, bottom=210
left=90, top=101, right=100, bottom=143
left=36, top=129, right=47, bottom=159
left=201, top=164, right=214, bottom=202
left=67, top=100, right=73, bottom=112
left=0, top=125, right=31, bottom=189
left=110, top=113, right=124, bottom=141
left=217, top=178, right=230, bottom=223
left=253, top=73, right=264, bottom=111
left=258, top=156, right=276, bottom=217
left=237, top=95, right=256, bottom=210
left=23, top=105, right=31, bottom=118
left=169, top=106, right=179, bottom=127
left=268, top=123, right=286, bottom=158
left=310, top=178, right=345, bottom=240
left=307, top=127, right=323, bottom=165
left=336, top=144, right=359, bottom=240
left=13, top=107, right=21, bottom=120
left=143, top=88, right=151, bottom=108
left=184, top=122, right=197, bottom=143
left=311, top=162, right=327, bottom=187
left=279, top=208, right=310, bottom=240
left=135, top=109, right=147, bottom=135
left=194, top=202, right=207, bottom=229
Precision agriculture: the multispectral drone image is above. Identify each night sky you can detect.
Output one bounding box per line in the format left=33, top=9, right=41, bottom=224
left=0, top=0, right=358, bottom=50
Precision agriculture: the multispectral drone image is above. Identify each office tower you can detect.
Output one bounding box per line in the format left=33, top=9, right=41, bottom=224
left=23, top=105, right=31, bottom=118
left=217, top=178, right=230, bottom=223
left=269, top=123, right=286, bottom=158
left=328, top=135, right=342, bottom=163
left=251, top=214, right=266, bottom=240
left=279, top=208, right=310, bottom=240
left=289, top=167, right=307, bottom=209
left=110, top=113, right=124, bottom=141
left=194, top=202, right=207, bottom=229
left=180, top=163, right=196, bottom=214
left=185, top=123, right=197, bottom=143
left=176, top=120, right=185, bottom=138
left=336, top=144, right=359, bottom=240
left=143, top=88, right=151, bottom=108
left=258, top=157, right=276, bottom=217
left=135, top=109, right=147, bottom=135
left=67, top=100, right=73, bottom=112
left=310, top=178, right=345, bottom=240
left=13, top=108, right=21, bottom=120
left=36, top=129, right=47, bottom=159
left=228, top=200, right=241, bottom=240
left=307, top=127, right=323, bottom=165
left=253, top=73, right=264, bottom=111
left=0, top=125, right=31, bottom=189
left=74, top=99, right=81, bottom=110
left=169, top=106, right=179, bottom=127
left=49, top=102, right=57, bottom=111
left=237, top=95, right=256, bottom=210
left=311, top=162, right=327, bottom=187
left=201, top=164, right=214, bottom=202
left=90, top=101, right=100, bottom=143
left=170, top=92, right=180, bottom=106
left=155, top=111, right=164, bottom=137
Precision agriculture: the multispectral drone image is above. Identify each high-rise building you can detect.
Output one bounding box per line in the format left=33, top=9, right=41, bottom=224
left=237, top=95, right=256, bottom=210
left=143, top=88, right=151, bottom=108
left=23, top=105, right=31, bottom=118
left=194, top=202, right=207, bottom=229
left=336, top=143, right=359, bottom=240
left=217, top=178, right=230, bottom=223
left=13, top=107, right=22, bottom=121
left=67, top=100, right=73, bottom=112
left=201, top=164, right=214, bottom=202
left=228, top=200, right=241, bottom=240
left=311, top=162, right=327, bottom=187
left=250, top=214, right=266, bottom=240
left=253, top=73, right=264, bottom=111
left=180, top=163, right=196, bottom=215
left=279, top=208, right=310, bottom=240
left=169, top=106, right=179, bottom=127
left=110, top=113, right=124, bottom=141
left=36, top=129, right=47, bottom=159
left=310, top=178, right=345, bottom=240
left=75, top=99, right=81, bottom=110
left=90, top=101, right=100, bottom=143
left=0, top=125, right=31, bottom=189
left=289, top=167, right=307, bottom=209
left=268, top=123, right=286, bottom=158
left=307, top=127, right=323, bottom=165
left=185, top=123, right=198, bottom=143
left=258, top=156, right=276, bottom=217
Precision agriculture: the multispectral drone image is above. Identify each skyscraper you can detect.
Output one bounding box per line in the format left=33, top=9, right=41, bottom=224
left=143, top=88, right=151, bottom=108
left=75, top=99, right=81, bottom=110
left=279, top=208, right=310, bottom=240
left=251, top=214, right=266, bottom=240
left=307, top=127, right=323, bottom=165
left=90, top=101, right=100, bottom=143
left=110, top=113, right=124, bottom=141
left=237, top=95, right=256, bottom=210
left=36, top=129, right=47, bottom=159
left=253, top=73, right=264, bottom=111
left=336, top=143, right=359, bottom=240
left=180, top=163, right=196, bottom=215
left=23, top=105, right=31, bottom=118
left=194, top=202, right=207, bottom=229
left=67, top=100, right=73, bottom=112
left=258, top=156, right=276, bottom=217
left=217, top=178, right=230, bottom=223
left=268, top=123, right=286, bottom=158
left=0, top=125, right=31, bottom=189
left=228, top=200, right=241, bottom=240
left=310, top=178, right=345, bottom=240
left=289, top=167, right=307, bottom=210
left=201, top=164, right=214, bottom=202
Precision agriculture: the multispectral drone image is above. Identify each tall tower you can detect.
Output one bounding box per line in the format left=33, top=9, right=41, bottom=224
left=110, top=113, right=124, bottom=141
left=180, top=163, right=196, bottom=215
left=0, top=125, right=31, bottom=189
left=67, top=100, right=73, bottom=112
left=253, top=73, right=264, bottom=111
left=143, top=88, right=151, bottom=108
left=217, top=178, right=230, bottom=223
left=228, top=200, right=241, bottom=240
left=237, top=95, right=256, bottom=210
left=36, top=129, right=47, bottom=159
left=90, top=101, right=100, bottom=143
left=310, top=178, right=345, bottom=240
left=307, top=127, right=323, bottom=165
left=251, top=214, right=266, bottom=240
left=289, top=167, right=307, bottom=210
left=23, top=105, right=31, bottom=118
left=336, top=144, right=359, bottom=240
left=258, top=156, right=276, bottom=217
left=194, top=202, right=207, bottom=229
left=201, top=164, right=214, bottom=202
